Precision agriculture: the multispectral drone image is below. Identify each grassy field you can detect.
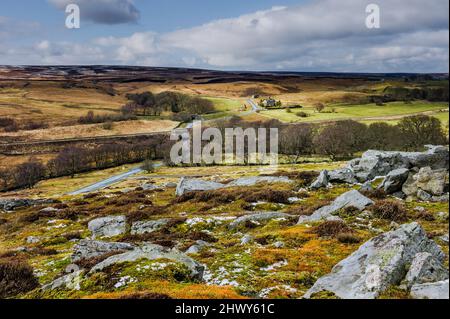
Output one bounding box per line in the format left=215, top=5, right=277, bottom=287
left=259, top=101, right=448, bottom=123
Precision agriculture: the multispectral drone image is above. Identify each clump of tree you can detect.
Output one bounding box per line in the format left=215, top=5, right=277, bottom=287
left=78, top=111, right=136, bottom=124
left=0, top=118, right=47, bottom=132
left=314, top=103, right=325, bottom=113
left=124, top=91, right=215, bottom=118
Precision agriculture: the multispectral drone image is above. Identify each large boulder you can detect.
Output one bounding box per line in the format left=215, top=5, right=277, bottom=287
left=328, top=168, right=358, bottom=184
left=89, top=243, right=204, bottom=281
left=347, top=146, right=448, bottom=182
left=404, top=252, right=448, bottom=288
left=228, top=212, right=295, bottom=229
left=410, top=280, right=449, bottom=299
left=310, top=170, right=329, bottom=190
left=402, top=167, right=449, bottom=200
left=226, top=176, right=292, bottom=187
left=176, top=177, right=224, bottom=196
left=88, top=216, right=127, bottom=239
left=71, top=240, right=134, bottom=262
left=298, top=190, right=374, bottom=224
left=130, top=219, right=170, bottom=235
left=303, top=223, right=445, bottom=299
left=379, top=168, right=410, bottom=194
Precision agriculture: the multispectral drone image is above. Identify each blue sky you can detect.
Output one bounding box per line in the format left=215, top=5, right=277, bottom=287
left=0, top=0, right=448, bottom=72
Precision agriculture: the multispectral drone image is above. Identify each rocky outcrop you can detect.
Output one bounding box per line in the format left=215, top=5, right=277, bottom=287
left=42, top=270, right=83, bottom=291
left=0, top=198, right=58, bottom=212
left=185, top=240, right=210, bottom=254
left=328, top=168, right=358, bottom=184
left=71, top=240, right=134, bottom=262
left=402, top=167, right=449, bottom=201
left=347, top=145, right=448, bottom=183
left=176, top=177, right=224, bottom=196
left=379, top=168, right=410, bottom=194
left=88, top=216, right=127, bottom=239
left=298, top=190, right=374, bottom=224
left=410, top=280, right=449, bottom=299
left=310, top=170, right=329, bottom=190
left=130, top=219, right=170, bottom=235
left=228, top=212, right=295, bottom=229
left=89, top=243, right=204, bottom=281
left=404, top=252, right=448, bottom=288
left=303, top=223, right=445, bottom=299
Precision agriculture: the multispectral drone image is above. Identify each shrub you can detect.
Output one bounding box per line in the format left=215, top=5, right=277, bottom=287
left=370, top=200, right=407, bottom=222
left=0, top=260, right=39, bottom=298
left=336, top=232, right=361, bottom=244
left=296, top=111, right=309, bottom=118
left=313, top=220, right=353, bottom=238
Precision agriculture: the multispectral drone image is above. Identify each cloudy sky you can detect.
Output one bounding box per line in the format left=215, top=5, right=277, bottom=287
left=0, top=0, right=448, bottom=72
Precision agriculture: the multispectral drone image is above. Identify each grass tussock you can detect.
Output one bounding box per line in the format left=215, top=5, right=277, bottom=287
left=313, top=220, right=354, bottom=238
left=370, top=200, right=407, bottom=222
left=0, top=260, right=40, bottom=298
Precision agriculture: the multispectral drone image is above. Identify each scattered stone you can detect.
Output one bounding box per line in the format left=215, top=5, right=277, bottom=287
left=186, top=240, right=210, bottom=254
left=176, top=177, right=224, bottom=196
left=88, top=216, right=127, bottom=239
left=26, top=236, right=40, bottom=244
left=379, top=168, right=410, bottom=194
left=392, top=191, right=406, bottom=200
left=288, top=197, right=302, bottom=204
left=89, top=243, right=204, bottom=281
left=439, top=234, right=449, bottom=244
left=42, top=270, right=83, bottom=291
left=71, top=240, right=134, bottom=262
left=417, top=190, right=432, bottom=201
left=240, top=235, right=254, bottom=245
left=273, top=241, right=285, bottom=248
left=228, top=212, right=295, bottom=229
left=359, top=181, right=373, bottom=192
left=130, top=219, right=170, bottom=235
left=298, top=190, right=374, bottom=224
left=310, top=170, right=329, bottom=190
left=303, top=223, right=445, bottom=299
left=0, top=198, right=59, bottom=212
left=404, top=252, right=448, bottom=288
left=410, top=280, right=449, bottom=299
left=226, top=176, right=292, bottom=187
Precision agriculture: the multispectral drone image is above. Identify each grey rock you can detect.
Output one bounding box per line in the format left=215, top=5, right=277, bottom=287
left=240, top=235, right=254, bottom=245
left=439, top=234, right=449, bottom=244
left=71, top=240, right=134, bottom=262
left=273, top=241, right=285, bottom=248
left=411, top=280, right=449, bottom=299
left=380, top=168, right=410, bottom=194
left=26, top=236, right=40, bottom=244
left=89, top=243, right=204, bottom=280
left=227, top=176, right=293, bottom=187
left=310, top=170, right=329, bottom=190
left=228, top=212, right=295, bottom=229
left=0, top=198, right=58, bottom=212
left=402, top=167, right=449, bottom=200
left=359, top=181, right=373, bottom=192
left=328, top=168, right=358, bottom=184
left=176, top=177, right=224, bottom=196
left=141, top=183, right=162, bottom=191
left=298, top=190, right=374, bottom=224
left=131, top=219, right=170, bottom=235
left=392, top=191, right=407, bottom=200
left=404, top=252, right=448, bottom=288
left=186, top=240, right=210, bottom=254
left=303, top=223, right=445, bottom=299
left=42, top=270, right=84, bottom=291
left=417, top=190, right=432, bottom=201
left=88, top=216, right=127, bottom=239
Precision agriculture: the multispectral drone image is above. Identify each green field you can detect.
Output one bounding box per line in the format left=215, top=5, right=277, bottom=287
left=205, top=96, right=244, bottom=112
left=259, top=101, right=449, bottom=123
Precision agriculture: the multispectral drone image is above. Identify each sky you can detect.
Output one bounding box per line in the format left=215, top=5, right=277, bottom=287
left=0, top=0, right=448, bottom=72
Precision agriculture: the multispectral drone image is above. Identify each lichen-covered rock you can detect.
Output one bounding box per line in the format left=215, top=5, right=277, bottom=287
left=71, top=240, right=134, bottom=262
left=88, top=216, right=127, bottom=239
left=176, top=177, right=224, bottom=196
left=298, top=190, right=373, bottom=224
left=228, top=212, right=295, bottom=229
left=410, top=280, right=449, bottom=299
left=328, top=168, right=358, bottom=184
left=89, top=243, right=204, bottom=281
left=359, top=181, right=373, bottom=192
left=404, top=252, right=448, bottom=288
left=303, top=223, right=445, bottom=299
left=185, top=240, right=210, bottom=254
left=226, top=176, right=292, bottom=187
left=130, top=219, right=170, bottom=235
left=379, top=168, right=410, bottom=194
left=310, top=170, right=329, bottom=190
left=42, top=270, right=84, bottom=291
left=0, top=198, right=59, bottom=212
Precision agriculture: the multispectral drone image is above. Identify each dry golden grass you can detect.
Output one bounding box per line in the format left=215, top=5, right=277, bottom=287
left=0, top=120, right=178, bottom=141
